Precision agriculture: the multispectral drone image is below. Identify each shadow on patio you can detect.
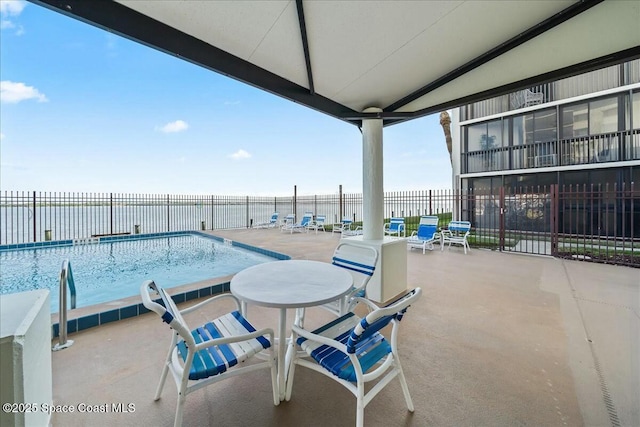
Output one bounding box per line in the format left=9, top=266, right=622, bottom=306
left=50, top=228, right=639, bottom=426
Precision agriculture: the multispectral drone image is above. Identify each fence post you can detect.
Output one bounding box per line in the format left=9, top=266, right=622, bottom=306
left=167, top=194, right=170, bottom=232
left=339, top=185, right=343, bottom=221
left=499, top=186, right=505, bottom=252
left=550, top=184, right=558, bottom=257
left=110, top=193, right=114, bottom=236
left=32, top=191, right=37, bottom=242
left=293, top=185, right=297, bottom=219
left=246, top=196, right=250, bottom=228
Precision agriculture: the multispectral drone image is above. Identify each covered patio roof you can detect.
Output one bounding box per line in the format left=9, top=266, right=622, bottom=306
left=31, top=0, right=640, bottom=127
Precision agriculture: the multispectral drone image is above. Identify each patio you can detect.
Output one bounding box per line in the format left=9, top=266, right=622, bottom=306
left=49, top=228, right=639, bottom=426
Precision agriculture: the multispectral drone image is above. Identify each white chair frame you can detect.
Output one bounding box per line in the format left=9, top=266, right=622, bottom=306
left=140, top=280, right=279, bottom=427
left=440, top=220, right=471, bottom=254
left=286, top=288, right=422, bottom=427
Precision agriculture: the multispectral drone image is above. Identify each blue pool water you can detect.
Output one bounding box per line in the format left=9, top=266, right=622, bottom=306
left=0, top=233, right=277, bottom=313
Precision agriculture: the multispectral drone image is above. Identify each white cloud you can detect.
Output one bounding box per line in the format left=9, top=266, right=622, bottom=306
left=0, top=0, right=26, bottom=34
left=158, top=120, right=189, bottom=133
left=229, top=149, right=251, bottom=160
left=0, top=0, right=26, bottom=16
left=0, top=81, right=48, bottom=103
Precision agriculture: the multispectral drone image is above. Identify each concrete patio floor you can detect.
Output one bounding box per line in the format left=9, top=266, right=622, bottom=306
left=50, top=228, right=639, bottom=426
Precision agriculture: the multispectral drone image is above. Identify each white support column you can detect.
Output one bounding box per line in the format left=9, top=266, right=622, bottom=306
left=361, top=107, right=384, bottom=240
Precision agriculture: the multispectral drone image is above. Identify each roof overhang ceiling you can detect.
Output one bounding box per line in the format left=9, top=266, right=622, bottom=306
left=32, top=0, right=640, bottom=127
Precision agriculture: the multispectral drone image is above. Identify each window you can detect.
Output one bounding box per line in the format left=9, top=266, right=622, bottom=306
left=561, top=103, right=588, bottom=138
left=561, top=96, right=619, bottom=138
left=534, top=109, right=557, bottom=142
left=631, top=91, right=640, bottom=130
left=589, top=96, right=618, bottom=134
left=466, top=120, right=502, bottom=152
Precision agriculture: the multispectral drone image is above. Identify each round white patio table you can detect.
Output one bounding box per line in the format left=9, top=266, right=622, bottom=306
left=231, top=259, right=353, bottom=401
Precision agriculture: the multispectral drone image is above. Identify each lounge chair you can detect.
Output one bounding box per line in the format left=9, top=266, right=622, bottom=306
left=407, top=215, right=439, bottom=254
left=255, top=212, right=279, bottom=228
left=280, top=214, right=296, bottom=232
left=441, top=220, right=471, bottom=254
left=341, top=224, right=363, bottom=238
left=283, top=212, right=313, bottom=233
left=140, top=280, right=278, bottom=427
left=332, top=218, right=353, bottom=235
left=286, top=288, right=422, bottom=427
left=306, top=214, right=326, bottom=234
left=383, top=217, right=406, bottom=237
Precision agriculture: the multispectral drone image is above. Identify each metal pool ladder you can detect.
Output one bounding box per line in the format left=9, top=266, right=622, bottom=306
left=52, top=259, right=77, bottom=351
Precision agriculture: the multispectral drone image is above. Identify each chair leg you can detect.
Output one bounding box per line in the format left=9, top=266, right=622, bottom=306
left=174, top=392, right=186, bottom=427
left=284, top=355, right=296, bottom=401
left=271, top=349, right=280, bottom=405
left=395, top=359, right=415, bottom=412
left=154, top=345, right=174, bottom=400
left=356, top=383, right=365, bottom=427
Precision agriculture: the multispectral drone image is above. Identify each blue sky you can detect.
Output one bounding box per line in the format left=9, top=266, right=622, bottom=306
left=0, top=1, right=452, bottom=196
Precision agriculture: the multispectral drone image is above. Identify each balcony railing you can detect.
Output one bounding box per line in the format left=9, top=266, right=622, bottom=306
left=463, top=129, right=640, bottom=174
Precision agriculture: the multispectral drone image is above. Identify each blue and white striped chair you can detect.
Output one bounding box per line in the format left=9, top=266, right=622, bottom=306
left=440, top=220, right=472, bottom=254
left=384, top=217, right=406, bottom=237
left=255, top=212, right=279, bottom=228
left=140, top=280, right=278, bottom=427
left=286, top=288, right=422, bottom=427
left=407, top=215, right=439, bottom=254
left=322, top=242, right=378, bottom=316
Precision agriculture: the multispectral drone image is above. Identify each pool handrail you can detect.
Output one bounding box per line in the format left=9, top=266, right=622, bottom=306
left=52, top=259, right=77, bottom=351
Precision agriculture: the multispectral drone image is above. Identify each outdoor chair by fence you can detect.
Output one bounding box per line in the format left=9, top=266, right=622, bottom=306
left=332, top=218, right=353, bottom=235
left=286, top=288, right=422, bottom=427
left=322, top=242, right=378, bottom=316
left=255, top=212, right=279, bottom=228
left=407, top=215, right=439, bottom=254
left=341, top=224, right=363, bottom=238
left=280, top=214, right=296, bottom=232
left=283, top=212, right=313, bottom=233
left=307, top=215, right=326, bottom=234
left=140, top=280, right=278, bottom=427
left=384, top=217, right=406, bottom=237
left=441, top=220, right=471, bottom=254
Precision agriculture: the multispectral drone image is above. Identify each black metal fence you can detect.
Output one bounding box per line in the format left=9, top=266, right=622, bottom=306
left=2, top=184, right=638, bottom=267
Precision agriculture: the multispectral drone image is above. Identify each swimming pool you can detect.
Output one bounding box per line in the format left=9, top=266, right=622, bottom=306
left=0, top=232, right=285, bottom=313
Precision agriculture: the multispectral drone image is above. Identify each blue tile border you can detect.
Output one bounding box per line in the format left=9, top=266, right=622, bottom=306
left=51, top=281, right=232, bottom=338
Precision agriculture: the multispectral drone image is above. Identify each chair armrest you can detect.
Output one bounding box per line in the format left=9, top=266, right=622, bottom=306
left=351, top=296, right=379, bottom=312
left=195, top=326, right=275, bottom=352
left=180, top=292, right=241, bottom=315
left=291, top=324, right=349, bottom=354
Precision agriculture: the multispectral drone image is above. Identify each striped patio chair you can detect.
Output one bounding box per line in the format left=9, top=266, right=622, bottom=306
left=322, top=242, right=378, bottom=316
left=286, top=288, right=422, bottom=427
left=383, top=217, right=406, bottom=237
left=441, top=220, right=472, bottom=254
left=255, top=212, right=279, bottom=228
left=407, top=215, right=439, bottom=254
left=140, top=280, right=279, bottom=427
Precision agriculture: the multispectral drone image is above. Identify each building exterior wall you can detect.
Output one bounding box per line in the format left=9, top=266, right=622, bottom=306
left=453, top=59, right=640, bottom=198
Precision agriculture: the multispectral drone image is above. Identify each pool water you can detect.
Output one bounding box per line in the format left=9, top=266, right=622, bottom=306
left=0, top=234, right=276, bottom=313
